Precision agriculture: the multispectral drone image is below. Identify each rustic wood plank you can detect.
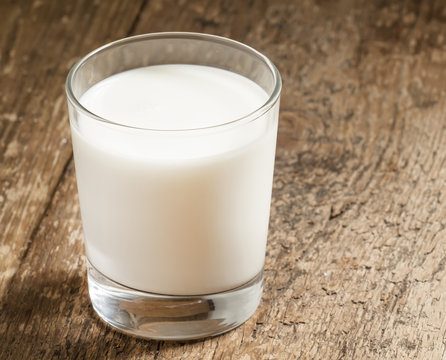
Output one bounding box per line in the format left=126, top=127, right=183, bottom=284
left=3, top=0, right=446, bottom=359
left=0, top=0, right=145, bottom=296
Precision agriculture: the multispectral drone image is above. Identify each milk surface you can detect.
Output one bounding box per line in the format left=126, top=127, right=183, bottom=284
left=71, top=65, right=278, bottom=295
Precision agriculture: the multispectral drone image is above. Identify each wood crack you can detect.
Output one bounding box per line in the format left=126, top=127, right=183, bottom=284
left=126, top=0, right=149, bottom=36
left=4, top=153, right=73, bottom=295
left=153, top=341, right=162, bottom=360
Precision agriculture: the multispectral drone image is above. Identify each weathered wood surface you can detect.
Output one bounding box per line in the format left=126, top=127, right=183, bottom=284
left=2, top=0, right=446, bottom=358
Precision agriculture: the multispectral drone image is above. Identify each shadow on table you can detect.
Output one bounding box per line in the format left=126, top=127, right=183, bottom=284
left=0, top=271, right=204, bottom=358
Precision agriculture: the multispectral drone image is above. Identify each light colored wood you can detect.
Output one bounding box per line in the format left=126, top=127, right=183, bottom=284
left=2, top=0, right=446, bottom=358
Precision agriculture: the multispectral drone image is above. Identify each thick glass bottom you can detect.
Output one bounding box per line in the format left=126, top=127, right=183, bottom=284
left=87, top=260, right=263, bottom=340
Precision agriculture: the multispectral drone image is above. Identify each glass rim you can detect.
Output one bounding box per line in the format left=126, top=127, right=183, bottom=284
left=65, top=32, right=282, bottom=132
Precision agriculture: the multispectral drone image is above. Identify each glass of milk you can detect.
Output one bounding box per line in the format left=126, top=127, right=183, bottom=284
left=66, top=32, right=281, bottom=340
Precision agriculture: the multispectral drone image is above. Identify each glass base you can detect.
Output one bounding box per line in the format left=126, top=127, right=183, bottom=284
left=87, top=260, right=263, bottom=340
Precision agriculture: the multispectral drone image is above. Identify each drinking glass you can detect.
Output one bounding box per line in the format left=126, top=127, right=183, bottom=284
left=66, top=32, right=281, bottom=340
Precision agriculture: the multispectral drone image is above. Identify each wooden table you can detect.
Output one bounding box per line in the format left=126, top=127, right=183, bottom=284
left=2, top=0, right=446, bottom=358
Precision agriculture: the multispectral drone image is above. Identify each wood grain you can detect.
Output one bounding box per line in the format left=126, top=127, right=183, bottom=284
left=0, top=0, right=145, bottom=296
left=2, top=0, right=446, bottom=358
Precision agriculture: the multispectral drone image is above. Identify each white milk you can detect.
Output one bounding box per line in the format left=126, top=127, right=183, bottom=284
left=71, top=65, right=278, bottom=295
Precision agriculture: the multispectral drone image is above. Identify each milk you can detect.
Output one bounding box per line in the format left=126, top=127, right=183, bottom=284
left=71, top=65, right=278, bottom=295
